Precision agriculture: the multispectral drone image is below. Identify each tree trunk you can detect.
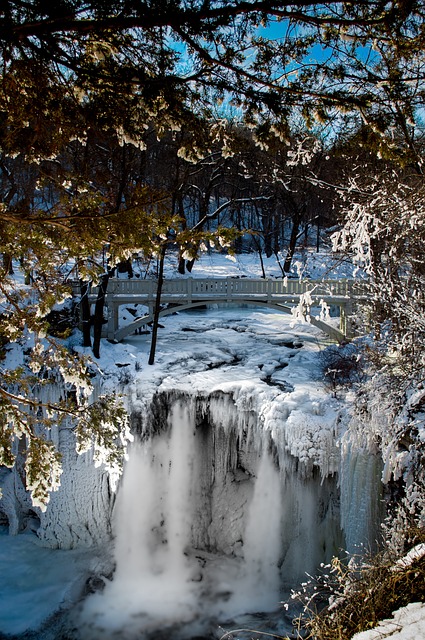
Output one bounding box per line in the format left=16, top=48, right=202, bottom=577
left=369, top=236, right=386, bottom=339
left=148, top=246, right=166, bottom=365
left=79, top=279, right=92, bottom=348
left=264, top=231, right=273, bottom=258
left=2, top=253, right=13, bottom=274
left=283, top=212, right=301, bottom=273
left=316, top=217, right=320, bottom=253
left=178, top=255, right=186, bottom=274
left=273, top=249, right=286, bottom=277
left=177, top=194, right=187, bottom=274
left=273, top=211, right=280, bottom=255
left=252, top=235, right=266, bottom=278
left=90, top=152, right=126, bottom=357
left=92, top=273, right=109, bottom=359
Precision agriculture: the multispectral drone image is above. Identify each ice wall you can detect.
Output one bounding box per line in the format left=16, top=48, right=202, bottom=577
left=0, top=426, right=114, bottom=548
left=37, top=427, right=114, bottom=549
left=0, top=379, right=115, bottom=549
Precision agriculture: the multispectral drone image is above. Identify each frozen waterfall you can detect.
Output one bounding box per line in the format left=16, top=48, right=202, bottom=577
left=75, top=390, right=344, bottom=639
left=0, top=303, right=390, bottom=640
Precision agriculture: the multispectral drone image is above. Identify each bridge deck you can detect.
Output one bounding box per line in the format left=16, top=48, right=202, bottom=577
left=76, top=277, right=368, bottom=343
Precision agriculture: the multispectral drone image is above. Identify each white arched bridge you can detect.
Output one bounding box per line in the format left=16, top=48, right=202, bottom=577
left=78, top=277, right=369, bottom=343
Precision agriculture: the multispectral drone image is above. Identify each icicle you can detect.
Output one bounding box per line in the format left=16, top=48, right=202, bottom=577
left=340, top=440, right=384, bottom=555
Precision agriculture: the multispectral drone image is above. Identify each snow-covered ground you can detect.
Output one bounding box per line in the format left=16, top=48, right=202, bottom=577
left=136, top=246, right=363, bottom=281
left=351, top=602, right=425, bottom=640
left=0, top=249, right=423, bottom=639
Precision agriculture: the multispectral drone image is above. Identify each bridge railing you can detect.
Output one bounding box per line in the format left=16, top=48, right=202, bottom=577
left=96, top=277, right=367, bottom=299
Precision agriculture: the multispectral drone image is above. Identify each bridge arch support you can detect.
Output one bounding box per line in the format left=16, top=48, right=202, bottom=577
left=111, top=299, right=347, bottom=343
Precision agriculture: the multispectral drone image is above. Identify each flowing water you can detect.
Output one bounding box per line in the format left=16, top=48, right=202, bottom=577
left=74, top=399, right=298, bottom=639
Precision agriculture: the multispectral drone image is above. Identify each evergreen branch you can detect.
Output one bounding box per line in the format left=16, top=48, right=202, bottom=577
left=0, top=386, right=78, bottom=418
left=0, top=1, right=387, bottom=42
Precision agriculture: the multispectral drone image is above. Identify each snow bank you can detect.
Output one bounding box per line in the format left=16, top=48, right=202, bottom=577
left=352, top=602, right=425, bottom=640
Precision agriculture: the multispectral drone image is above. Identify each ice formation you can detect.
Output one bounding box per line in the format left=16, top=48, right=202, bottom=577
left=0, top=377, right=386, bottom=638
